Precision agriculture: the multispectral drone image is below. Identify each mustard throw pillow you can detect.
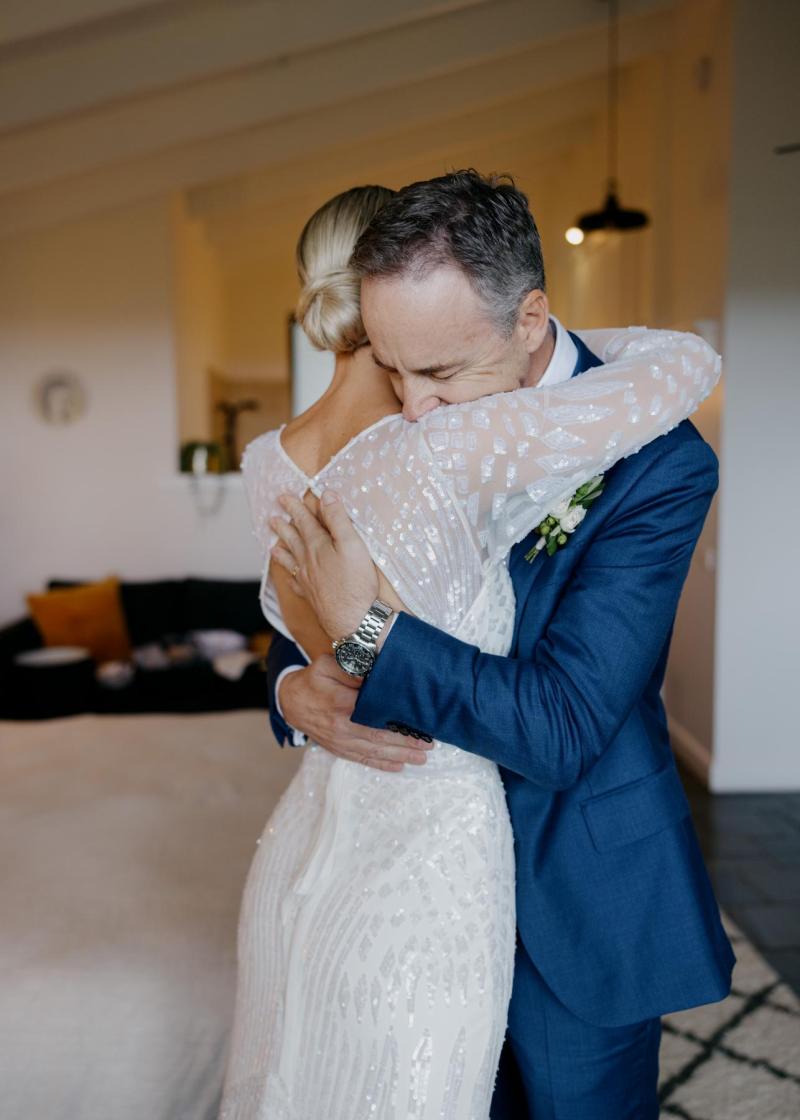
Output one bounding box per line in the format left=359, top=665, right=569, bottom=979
left=26, top=576, right=133, bottom=663
left=248, top=631, right=273, bottom=657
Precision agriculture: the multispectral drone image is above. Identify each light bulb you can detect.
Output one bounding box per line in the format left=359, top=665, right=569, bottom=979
left=565, top=226, right=584, bottom=246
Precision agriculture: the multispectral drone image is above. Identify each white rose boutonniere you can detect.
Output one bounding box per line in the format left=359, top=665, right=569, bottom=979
left=525, top=475, right=605, bottom=562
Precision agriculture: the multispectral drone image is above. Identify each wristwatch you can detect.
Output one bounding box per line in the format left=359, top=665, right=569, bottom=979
left=332, top=599, right=394, bottom=679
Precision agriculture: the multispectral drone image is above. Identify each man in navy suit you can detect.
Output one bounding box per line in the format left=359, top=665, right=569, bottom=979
left=266, top=171, right=735, bottom=1118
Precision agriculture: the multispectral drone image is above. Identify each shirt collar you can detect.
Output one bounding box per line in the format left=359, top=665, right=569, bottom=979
left=536, top=315, right=577, bottom=387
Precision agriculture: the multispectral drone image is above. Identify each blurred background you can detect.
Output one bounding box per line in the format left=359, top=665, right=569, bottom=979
left=0, top=2, right=798, bottom=1117
left=2, top=0, right=798, bottom=790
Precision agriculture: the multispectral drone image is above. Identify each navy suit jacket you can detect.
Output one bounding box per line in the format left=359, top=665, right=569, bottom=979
left=266, top=331, right=736, bottom=1027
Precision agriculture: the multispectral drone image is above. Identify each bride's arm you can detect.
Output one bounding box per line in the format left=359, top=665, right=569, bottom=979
left=416, top=326, right=721, bottom=562
left=352, top=425, right=719, bottom=787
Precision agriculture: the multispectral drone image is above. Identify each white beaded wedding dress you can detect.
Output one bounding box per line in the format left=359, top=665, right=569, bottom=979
left=218, top=328, right=720, bottom=1120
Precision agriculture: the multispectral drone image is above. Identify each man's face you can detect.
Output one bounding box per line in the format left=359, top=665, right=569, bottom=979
left=361, top=265, right=549, bottom=421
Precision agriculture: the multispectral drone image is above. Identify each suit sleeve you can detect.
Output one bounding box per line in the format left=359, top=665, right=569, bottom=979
left=352, top=433, right=718, bottom=789
left=266, top=632, right=307, bottom=747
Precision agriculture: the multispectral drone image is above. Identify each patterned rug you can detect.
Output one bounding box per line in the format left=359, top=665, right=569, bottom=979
left=659, top=913, right=800, bottom=1119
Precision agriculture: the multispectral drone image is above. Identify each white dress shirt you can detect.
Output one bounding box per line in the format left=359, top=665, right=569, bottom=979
left=538, top=314, right=578, bottom=388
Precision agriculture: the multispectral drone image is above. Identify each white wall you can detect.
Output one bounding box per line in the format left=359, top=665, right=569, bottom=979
left=711, top=0, right=800, bottom=791
left=654, top=0, right=731, bottom=778
left=0, top=198, right=261, bottom=627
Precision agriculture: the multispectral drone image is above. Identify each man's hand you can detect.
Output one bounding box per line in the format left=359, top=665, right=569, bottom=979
left=279, top=655, right=433, bottom=772
left=271, top=490, right=379, bottom=639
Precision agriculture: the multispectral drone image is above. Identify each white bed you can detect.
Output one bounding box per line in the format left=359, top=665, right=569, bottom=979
left=0, top=711, right=301, bottom=1120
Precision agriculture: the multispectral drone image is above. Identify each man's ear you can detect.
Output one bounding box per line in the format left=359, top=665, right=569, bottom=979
left=516, top=289, right=549, bottom=354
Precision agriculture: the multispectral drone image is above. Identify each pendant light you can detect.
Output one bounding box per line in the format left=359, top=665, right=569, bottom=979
left=565, top=0, right=650, bottom=244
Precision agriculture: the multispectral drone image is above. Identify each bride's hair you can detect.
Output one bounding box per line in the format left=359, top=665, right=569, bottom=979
left=295, top=185, right=395, bottom=353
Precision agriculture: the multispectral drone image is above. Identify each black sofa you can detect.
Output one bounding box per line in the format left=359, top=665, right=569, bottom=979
left=0, top=577, right=271, bottom=720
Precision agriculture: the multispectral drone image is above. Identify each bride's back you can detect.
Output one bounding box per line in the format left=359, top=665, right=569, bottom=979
left=280, top=348, right=398, bottom=480
left=274, top=349, right=402, bottom=659
left=269, top=185, right=400, bottom=658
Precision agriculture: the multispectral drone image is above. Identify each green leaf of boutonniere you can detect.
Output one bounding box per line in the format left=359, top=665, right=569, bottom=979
left=525, top=474, right=606, bottom=563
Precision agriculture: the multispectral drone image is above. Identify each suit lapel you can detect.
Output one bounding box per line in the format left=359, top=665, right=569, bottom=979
left=509, top=331, right=604, bottom=647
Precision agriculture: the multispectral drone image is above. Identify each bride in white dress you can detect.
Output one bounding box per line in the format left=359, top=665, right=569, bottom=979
left=217, top=186, right=721, bottom=1120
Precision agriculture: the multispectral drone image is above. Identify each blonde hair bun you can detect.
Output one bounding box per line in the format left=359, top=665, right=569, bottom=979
left=295, top=185, right=395, bottom=353
left=295, top=267, right=363, bottom=353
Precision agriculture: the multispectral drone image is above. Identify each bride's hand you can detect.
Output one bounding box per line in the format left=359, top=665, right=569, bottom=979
left=271, top=490, right=380, bottom=640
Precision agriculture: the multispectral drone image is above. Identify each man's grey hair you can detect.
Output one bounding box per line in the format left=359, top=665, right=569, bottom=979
left=350, top=169, right=546, bottom=337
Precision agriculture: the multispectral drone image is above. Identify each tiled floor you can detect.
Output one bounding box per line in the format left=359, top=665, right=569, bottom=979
left=679, top=763, right=800, bottom=996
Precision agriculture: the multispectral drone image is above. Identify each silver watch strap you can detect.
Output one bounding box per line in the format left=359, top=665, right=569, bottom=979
left=353, top=599, right=394, bottom=649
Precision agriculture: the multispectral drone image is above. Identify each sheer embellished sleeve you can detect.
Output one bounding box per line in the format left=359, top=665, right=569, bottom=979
left=415, top=326, right=721, bottom=563
left=239, top=429, right=311, bottom=638
left=240, top=432, right=276, bottom=566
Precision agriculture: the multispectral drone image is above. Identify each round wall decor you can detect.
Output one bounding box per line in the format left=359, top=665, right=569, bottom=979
left=34, top=370, right=88, bottom=425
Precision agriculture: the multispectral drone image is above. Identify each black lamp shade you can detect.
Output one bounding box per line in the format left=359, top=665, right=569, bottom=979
left=577, top=190, right=650, bottom=234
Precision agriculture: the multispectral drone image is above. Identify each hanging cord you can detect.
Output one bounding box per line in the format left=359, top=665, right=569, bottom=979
left=607, top=0, right=619, bottom=195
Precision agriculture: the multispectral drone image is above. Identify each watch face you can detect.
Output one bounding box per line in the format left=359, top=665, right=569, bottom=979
left=334, top=640, right=375, bottom=678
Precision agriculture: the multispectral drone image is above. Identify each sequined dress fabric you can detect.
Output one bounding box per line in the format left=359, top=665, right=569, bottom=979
left=218, top=329, right=720, bottom=1120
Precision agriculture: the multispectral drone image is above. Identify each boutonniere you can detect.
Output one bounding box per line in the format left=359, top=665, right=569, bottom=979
left=525, top=475, right=605, bottom=562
